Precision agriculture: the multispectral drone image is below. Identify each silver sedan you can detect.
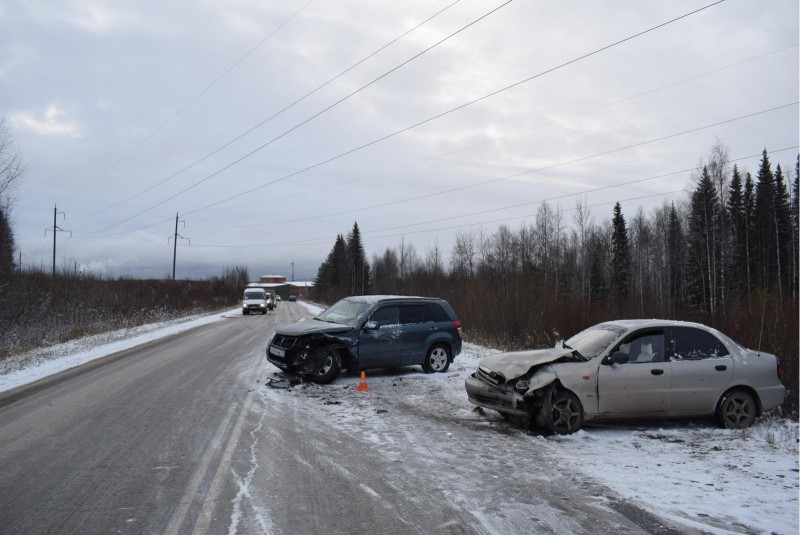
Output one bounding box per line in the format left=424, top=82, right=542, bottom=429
left=465, top=320, right=786, bottom=434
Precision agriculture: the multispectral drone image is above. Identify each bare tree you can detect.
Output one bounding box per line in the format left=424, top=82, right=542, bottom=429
left=572, top=198, right=593, bottom=300
left=0, top=119, right=26, bottom=207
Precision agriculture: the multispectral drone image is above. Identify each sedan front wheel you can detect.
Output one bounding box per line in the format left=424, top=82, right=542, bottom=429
left=543, top=389, right=584, bottom=435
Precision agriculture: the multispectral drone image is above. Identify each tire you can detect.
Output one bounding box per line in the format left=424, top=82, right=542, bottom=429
left=716, top=389, right=757, bottom=429
left=422, top=343, right=451, bottom=373
left=262, top=309, right=267, bottom=315
left=309, top=346, right=341, bottom=384
left=542, top=389, right=584, bottom=435
left=243, top=310, right=248, bottom=315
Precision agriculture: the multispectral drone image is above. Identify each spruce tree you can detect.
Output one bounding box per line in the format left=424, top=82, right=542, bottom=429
left=753, top=150, right=776, bottom=290
left=727, top=165, right=746, bottom=297
left=667, top=202, right=684, bottom=307
left=687, top=166, right=720, bottom=312
left=315, top=234, right=347, bottom=301
left=773, top=164, right=792, bottom=297
left=609, top=202, right=631, bottom=305
left=346, top=222, right=369, bottom=295
left=743, top=172, right=756, bottom=293
left=793, top=155, right=799, bottom=299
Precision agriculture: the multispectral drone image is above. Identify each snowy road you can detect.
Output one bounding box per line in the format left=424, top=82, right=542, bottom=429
left=0, top=302, right=796, bottom=534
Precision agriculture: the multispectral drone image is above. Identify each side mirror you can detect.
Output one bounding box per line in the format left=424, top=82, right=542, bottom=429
left=608, top=351, right=629, bottom=365
left=363, top=321, right=379, bottom=331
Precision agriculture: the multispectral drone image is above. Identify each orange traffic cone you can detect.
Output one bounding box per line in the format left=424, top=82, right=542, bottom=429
left=357, top=371, right=370, bottom=392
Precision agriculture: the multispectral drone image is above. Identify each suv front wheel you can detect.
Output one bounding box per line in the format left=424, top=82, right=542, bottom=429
left=309, top=346, right=341, bottom=384
left=422, top=343, right=451, bottom=373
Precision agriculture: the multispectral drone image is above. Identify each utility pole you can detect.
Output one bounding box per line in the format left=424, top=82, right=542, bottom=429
left=45, top=205, right=70, bottom=280
left=168, top=212, right=189, bottom=280
left=291, top=261, right=294, bottom=282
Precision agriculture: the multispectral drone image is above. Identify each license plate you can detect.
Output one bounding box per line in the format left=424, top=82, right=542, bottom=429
left=270, top=347, right=285, bottom=358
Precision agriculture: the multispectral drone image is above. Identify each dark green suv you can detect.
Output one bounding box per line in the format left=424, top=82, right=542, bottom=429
left=267, top=295, right=463, bottom=383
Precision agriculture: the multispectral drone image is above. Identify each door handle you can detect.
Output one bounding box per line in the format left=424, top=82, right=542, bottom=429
left=715, top=365, right=727, bottom=371
left=650, top=369, right=664, bottom=376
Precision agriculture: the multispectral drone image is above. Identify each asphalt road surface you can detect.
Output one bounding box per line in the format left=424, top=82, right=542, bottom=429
left=0, top=304, right=692, bottom=535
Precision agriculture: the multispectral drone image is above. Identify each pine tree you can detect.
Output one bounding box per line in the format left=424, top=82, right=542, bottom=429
left=609, top=202, right=631, bottom=306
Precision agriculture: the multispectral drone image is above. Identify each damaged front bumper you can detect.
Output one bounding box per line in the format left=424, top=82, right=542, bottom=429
left=267, top=334, right=308, bottom=371
left=464, top=369, right=529, bottom=416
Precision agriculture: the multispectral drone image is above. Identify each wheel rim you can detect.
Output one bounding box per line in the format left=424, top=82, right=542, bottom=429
left=723, top=394, right=753, bottom=427
left=317, top=352, right=334, bottom=376
left=552, top=398, right=581, bottom=432
left=429, top=347, right=448, bottom=371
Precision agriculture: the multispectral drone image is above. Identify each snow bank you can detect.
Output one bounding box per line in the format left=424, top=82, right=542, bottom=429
left=0, top=308, right=240, bottom=394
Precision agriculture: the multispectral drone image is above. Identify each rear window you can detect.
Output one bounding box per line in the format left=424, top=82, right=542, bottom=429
left=668, top=327, right=729, bottom=360
left=426, top=302, right=452, bottom=322
left=400, top=305, right=435, bottom=324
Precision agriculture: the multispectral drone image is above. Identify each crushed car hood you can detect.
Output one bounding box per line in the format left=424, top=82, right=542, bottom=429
left=479, top=348, right=575, bottom=380
left=277, top=318, right=353, bottom=336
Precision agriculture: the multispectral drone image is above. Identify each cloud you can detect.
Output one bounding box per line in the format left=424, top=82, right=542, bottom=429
left=10, top=105, right=83, bottom=138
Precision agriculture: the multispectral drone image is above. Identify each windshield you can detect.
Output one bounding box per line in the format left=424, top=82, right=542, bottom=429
left=563, top=324, right=625, bottom=359
left=316, top=299, right=372, bottom=326
left=243, top=292, right=263, bottom=300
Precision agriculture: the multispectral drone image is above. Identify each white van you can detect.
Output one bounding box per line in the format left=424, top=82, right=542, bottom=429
left=242, top=288, right=269, bottom=315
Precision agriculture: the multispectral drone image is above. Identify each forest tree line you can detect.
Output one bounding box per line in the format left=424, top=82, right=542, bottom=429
left=314, top=146, right=798, bottom=414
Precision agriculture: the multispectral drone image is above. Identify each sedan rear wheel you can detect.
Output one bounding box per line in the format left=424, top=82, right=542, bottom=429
left=544, top=389, right=584, bottom=435
left=716, top=389, right=757, bottom=429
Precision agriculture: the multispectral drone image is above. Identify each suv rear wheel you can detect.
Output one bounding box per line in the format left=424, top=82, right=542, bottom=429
left=422, top=343, right=451, bottom=373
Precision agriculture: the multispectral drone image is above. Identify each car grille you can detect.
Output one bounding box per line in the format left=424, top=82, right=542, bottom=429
left=476, top=366, right=503, bottom=387
left=272, top=335, right=299, bottom=350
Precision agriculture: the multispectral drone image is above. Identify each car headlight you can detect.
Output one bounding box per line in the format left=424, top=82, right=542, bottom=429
left=515, top=379, right=530, bottom=391
left=259, top=303, right=266, bottom=308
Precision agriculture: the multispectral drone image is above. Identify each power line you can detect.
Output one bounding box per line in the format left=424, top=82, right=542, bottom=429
left=188, top=144, right=798, bottom=249
left=71, top=0, right=463, bottom=219
left=191, top=103, right=799, bottom=230
left=76, top=102, right=795, bottom=241
left=82, top=0, right=506, bottom=232
left=88, top=0, right=725, bottom=235
left=173, top=0, right=727, bottom=218
left=194, top=42, right=798, bottom=222
left=66, top=0, right=317, bottom=206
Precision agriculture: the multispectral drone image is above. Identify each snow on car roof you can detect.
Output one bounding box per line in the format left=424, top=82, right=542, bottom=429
left=344, top=295, right=440, bottom=304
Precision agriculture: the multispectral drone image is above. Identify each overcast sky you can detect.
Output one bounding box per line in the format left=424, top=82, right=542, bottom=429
left=2, top=0, right=797, bottom=281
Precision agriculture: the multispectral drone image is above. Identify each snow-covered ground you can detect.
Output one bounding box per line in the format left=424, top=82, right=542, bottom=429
left=267, top=303, right=799, bottom=535
left=1, top=302, right=797, bottom=534
left=0, top=307, right=241, bottom=393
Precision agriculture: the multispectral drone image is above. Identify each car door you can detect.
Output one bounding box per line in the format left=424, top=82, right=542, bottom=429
left=399, top=304, right=437, bottom=366
left=357, top=306, right=402, bottom=370
left=597, top=330, right=671, bottom=416
left=666, top=326, right=734, bottom=415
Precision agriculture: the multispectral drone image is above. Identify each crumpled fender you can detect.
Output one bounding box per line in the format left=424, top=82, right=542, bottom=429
left=523, top=367, right=557, bottom=397
left=298, top=342, right=347, bottom=375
